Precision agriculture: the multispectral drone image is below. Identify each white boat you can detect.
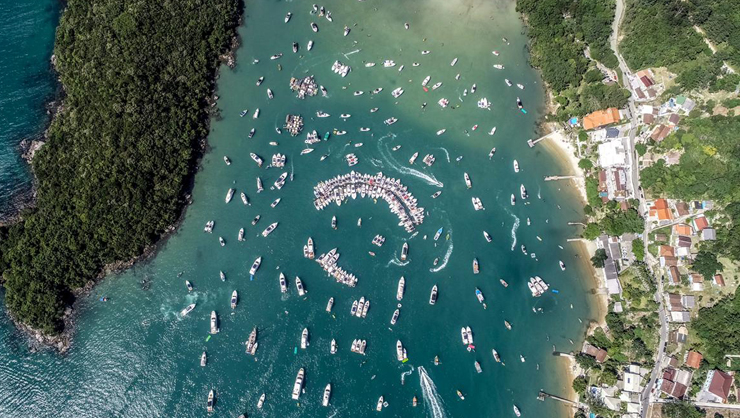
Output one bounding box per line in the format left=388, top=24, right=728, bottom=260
left=360, top=127, right=371, bottom=132
left=421, top=50, right=430, bottom=55
left=249, top=257, right=262, bottom=276
left=311, top=22, right=318, bottom=32
left=489, top=127, right=497, bottom=135
left=451, top=57, right=458, bottom=66
left=241, top=192, right=249, bottom=205
left=391, top=87, right=404, bottom=98
left=436, top=129, right=446, bottom=135
left=483, top=231, right=492, bottom=242
left=492, top=349, right=501, bottom=362
left=470, top=84, right=477, bottom=93
left=330, top=338, right=337, bottom=354
left=383, top=60, right=396, bottom=67
left=225, top=188, right=235, bottom=203
left=429, top=285, right=438, bottom=305
left=464, top=173, right=472, bottom=189
left=528, top=276, right=549, bottom=297
left=231, top=290, right=238, bottom=309
left=517, top=83, right=525, bottom=90
left=284, top=12, right=292, bottom=23
left=279, top=272, right=288, bottom=293
left=207, top=390, right=215, bottom=412
left=431, top=82, right=442, bottom=90
left=270, top=197, right=281, bottom=208
left=475, top=288, right=485, bottom=304
left=384, top=117, right=398, bottom=125
left=409, top=152, right=418, bottom=165
left=421, top=76, right=431, bottom=86
left=219, top=236, right=225, bottom=246
left=200, top=351, right=207, bottom=367
left=239, top=109, right=248, bottom=117
left=185, top=280, right=193, bottom=292
left=209, top=311, right=219, bottom=334
left=377, top=396, right=384, bottom=411
left=398, top=65, right=404, bottom=72
left=181, top=303, right=196, bottom=316
left=365, top=62, right=376, bottom=67
left=307, top=40, right=313, bottom=51
left=322, top=384, right=332, bottom=407
left=489, top=148, right=496, bottom=159
left=340, top=113, right=351, bottom=118
left=514, top=405, right=521, bottom=417
left=505, top=78, right=512, bottom=87
left=250, top=152, right=263, bottom=167
left=343, top=26, right=350, bottom=36
left=396, top=340, right=408, bottom=361
left=257, top=177, right=263, bottom=193
left=493, top=64, right=504, bottom=69
left=261, top=222, right=278, bottom=237
left=256, top=76, right=264, bottom=86
left=326, top=297, right=334, bottom=312
left=437, top=98, right=449, bottom=108
left=253, top=108, right=260, bottom=119
left=356, top=297, right=365, bottom=318
left=560, top=260, right=566, bottom=271
left=296, top=276, right=306, bottom=296
left=223, top=156, right=231, bottom=165
left=390, top=308, right=400, bottom=325
left=300, top=327, right=309, bottom=349
left=396, top=276, right=405, bottom=301
left=316, top=111, right=330, bottom=118
left=520, top=184, right=528, bottom=199
left=431, top=191, right=441, bottom=199
left=292, top=368, right=305, bottom=400
left=472, top=197, right=485, bottom=211
left=400, top=243, right=408, bottom=261
left=513, top=159, right=520, bottom=173
left=361, top=300, right=370, bottom=318
left=220, top=271, right=226, bottom=281
left=461, top=327, right=469, bottom=345
left=350, top=300, right=358, bottom=316
left=257, top=393, right=265, bottom=409
left=511, top=194, right=516, bottom=206
left=353, top=91, right=364, bottom=96
left=300, top=148, right=314, bottom=155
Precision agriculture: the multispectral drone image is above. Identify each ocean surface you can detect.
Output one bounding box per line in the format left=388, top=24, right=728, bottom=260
left=0, top=0, right=60, bottom=220
left=0, top=0, right=600, bottom=417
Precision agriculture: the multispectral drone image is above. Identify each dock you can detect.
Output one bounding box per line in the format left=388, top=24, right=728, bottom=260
left=527, top=130, right=561, bottom=148
left=537, top=390, right=584, bottom=410
left=544, top=175, right=580, bottom=181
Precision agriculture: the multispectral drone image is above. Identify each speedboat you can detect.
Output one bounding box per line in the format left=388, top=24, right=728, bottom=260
left=250, top=152, right=263, bottom=167
left=343, top=26, right=350, bottom=36
left=365, top=62, right=376, bottom=67
left=256, top=76, right=264, bottom=86
left=231, top=290, right=238, bottom=309
left=326, top=297, right=334, bottom=312
left=253, top=108, right=260, bottom=119
left=383, top=60, right=396, bottom=67
left=398, top=64, right=404, bottom=72
left=473, top=258, right=479, bottom=274
left=360, top=127, right=371, bottom=132
left=412, top=62, right=420, bottom=67
left=371, top=88, right=382, bottom=95
left=492, top=349, right=501, bottom=362
left=429, top=285, right=438, bottom=305
left=267, top=88, right=274, bottom=99
left=220, top=271, right=226, bottom=281
left=483, top=231, right=492, bottom=242
left=376, top=396, right=384, bottom=412
left=434, top=227, right=443, bottom=241
left=219, top=237, right=225, bottom=247
left=279, top=273, right=288, bottom=293
left=390, top=308, right=400, bottom=325
left=431, top=82, right=442, bottom=90
left=475, top=288, right=485, bottom=304
left=400, top=243, right=409, bottom=261
left=520, top=184, right=528, bottom=199
left=493, top=64, right=504, bottom=69
left=307, top=40, right=313, bottom=51
left=200, top=351, right=207, bottom=367
left=384, top=117, right=398, bottom=125
left=560, top=260, right=566, bottom=271
left=225, top=188, right=235, bottom=203
left=257, top=393, right=265, bottom=409
left=421, top=50, right=430, bottom=55
left=405, top=22, right=410, bottom=29
left=209, top=311, right=219, bottom=334
left=325, top=11, right=332, bottom=21
left=397, top=276, right=405, bottom=301
left=223, top=156, right=231, bottom=165
left=249, top=257, right=262, bottom=277
left=489, top=148, right=496, bottom=159
left=350, top=300, right=358, bottom=316
left=492, top=50, right=500, bottom=56
left=292, top=368, right=305, bottom=400
left=457, top=390, right=465, bottom=400
left=396, top=340, right=408, bottom=362
left=510, top=194, right=516, bottom=206
left=331, top=215, right=337, bottom=229
left=181, top=303, right=196, bottom=316
left=316, top=111, right=330, bottom=117
left=392, top=145, right=400, bottom=151
left=436, top=128, right=446, bottom=135
left=353, top=91, right=364, bottom=96
left=514, top=405, right=521, bottom=417
left=238, top=228, right=244, bottom=242
left=284, top=12, right=292, bottom=23
left=311, top=22, right=318, bottom=32
left=409, top=152, right=418, bottom=164
left=239, top=109, right=248, bottom=117
left=207, top=390, right=215, bottom=412
left=340, top=113, right=351, bottom=118
left=322, top=384, right=332, bottom=407
left=451, top=57, right=458, bottom=66
left=505, top=78, right=512, bottom=87
left=500, top=279, right=509, bottom=287
left=300, top=327, right=309, bottom=349
left=261, top=222, right=278, bottom=237
left=517, top=97, right=524, bottom=110
left=270, top=53, right=282, bottom=60
left=489, top=127, right=497, bottom=135
left=270, top=197, right=281, bottom=208
left=300, top=148, right=314, bottom=155
left=251, top=214, right=260, bottom=225
left=513, top=159, right=520, bottom=173
left=185, top=280, right=193, bottom=292
left=292, top=43, right=298, bottom=53
left=296, top=276, right=306, bottom=296
left=504, top=320, right=512, bottom=330
left=248, top=128, right=256, bottom=138
left=431, top=191, right=441, bottom=199
left=370, top=107, right=379, bottom=112
left=464, top=172, right=472, bottom=188
left=330, top=339, right=337, bottom=354
left=517, top=83, right=525, bottom=90
left=391, top=87, right=404, bottom=98
left=421, top=76, right=431, bottom=86
left=472, top=124, right=478, bottom=131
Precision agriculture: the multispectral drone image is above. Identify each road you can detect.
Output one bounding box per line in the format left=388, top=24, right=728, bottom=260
left=608, top=0, right=668, bottom=416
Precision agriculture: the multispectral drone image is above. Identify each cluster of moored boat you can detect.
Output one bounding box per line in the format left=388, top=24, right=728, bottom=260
left=315, top=248, right=358, bottom=287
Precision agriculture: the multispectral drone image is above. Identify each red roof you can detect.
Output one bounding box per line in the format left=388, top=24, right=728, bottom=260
left=694, top=216, right=709, bottom=231
left=686, top=351, right=703, bottom=369
left=714, top=274, right=726, bottom=287
left=709, top=370, right=733, bottom=401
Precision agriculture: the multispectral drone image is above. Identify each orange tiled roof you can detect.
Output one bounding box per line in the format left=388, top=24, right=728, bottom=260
left=675, top=224, right=693, bottom=236
left=686, top=351, right=703, bottom=369
left=583, top=108, right=621, bottom=130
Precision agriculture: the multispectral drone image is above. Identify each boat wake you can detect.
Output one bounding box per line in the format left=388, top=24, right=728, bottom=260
left=430, top=240, right=453, bottom=273
left=368, top=157, right=384, bottom=168
left=508, top=210, right=520, bottom=251
left=433, top=147, right=450, bottom=163
left=378, top=134, right=443, bottom=187
left=401, top=366, right=415, bottom=384
left=418, top=366, right=447, bottom=418
left=388, top=257, right=409, bottom=267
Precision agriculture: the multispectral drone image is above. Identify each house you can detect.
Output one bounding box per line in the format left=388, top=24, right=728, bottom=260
left=599, top=236, right=622, bottom=294
left=714, top=274, right=725, bottom=287
left=675, top=96, right=696, bottom=113
left=655, top=233, right=668, bottom=242
left=693, top=216, right=710, bottom=231
left=686, top=351, right=703, bottom=369
left=682, top=295, right=696, bottom=309
left=670, top=311, right=691, bottom=322
left=623, top=369, right=643, bottom=393
left=674, top=224, right=693, bottom=236
left=582, top=342, right=608, bottom=363
left=660, top=377, right=687, bottom=399
left=701, top=228, right=716, bottom=241
left=690, top=273, right=704, bottom=291
left=676, top=246, right=691, bottom=257
left=698, top=369, right=733, bottom=403
left=651, top=124, right=673, bottom=142
left=583, top=108, right=621, bottom=130
left=675, top=201, right=689, bottom=217
left=676, top=235, right=692, bottom=248
left=668, top=113, right=680, bottom=125
left=650, top=199, right=673, bottom=222
left=598, top=139, right=628, bottom=167
left=668, top=266, right=681, bottom=285
left=659, top=245, right=675, bottom=257
left=660, top=256, right=678, bottom=267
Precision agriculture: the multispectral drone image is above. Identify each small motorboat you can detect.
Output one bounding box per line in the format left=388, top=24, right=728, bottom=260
left=311, top=22, right=318, bottom=32
left=181, top=303, right=196, bottom=316
left=284, top=12, right=292, bottom=23
left=257, top=393, right=266, bottom=409
left=185, top=280, right=193, bottom=292
left=343, top=26, right=350, bottom=36
left=456, top=390, right=465, bottom=400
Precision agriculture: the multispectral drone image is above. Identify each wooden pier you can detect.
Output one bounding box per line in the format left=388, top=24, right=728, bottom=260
left=527, top=130, right=561, bottom=147
left=544, top=175, right=580, bottom=181
left=537, top=390, right=584, bottom=409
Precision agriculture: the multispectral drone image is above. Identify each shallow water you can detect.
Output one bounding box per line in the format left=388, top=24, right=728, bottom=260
left=0, top=0, right=60, bottom=219
left=0, top=0, right=599, bottom=416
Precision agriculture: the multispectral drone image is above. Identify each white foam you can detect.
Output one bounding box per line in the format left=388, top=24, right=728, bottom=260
left=418, top=366, right=447, bottom=418
left=509, top=211, right=520, bottom=251
left=430, top=239, right=453, bottom=273
left=378, top=134, right=443, bottom=187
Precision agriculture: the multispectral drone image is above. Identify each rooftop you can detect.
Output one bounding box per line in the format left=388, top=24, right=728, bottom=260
left=583, top=108, right=621, bottom=130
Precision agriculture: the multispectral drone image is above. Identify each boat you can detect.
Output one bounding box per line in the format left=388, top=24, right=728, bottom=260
left=409, top=152, right=419, bottom=164
left=356, top=297, right=365, bottom=318
left=325, top=11, right=332, bottom=21
left=504, top=320, right=512, bottom=330
left=316, top=111, right=330, bottom=118
left=390, top=308, right=400, bottom=325
left=340, top=113, right=351, bottom=118
left=370, top=107, right=379, bottom=112
left=433, top=258, right=439, bottom=266
left=279, top=273, right=288, bottom=293
left=207, top=390, right=215, bottom=412
left=413, top=396, right=417, bottom=407
left=384, top=117, right=398, bottom=125
left=250, top=153, right=263, bottom=167
left=284, top=12, right=292, bottom=23
left=470, top=84, right=477, bottom=93
left=383, top=60, right=396, bottom=67
left=331, top=215, right=337, bottom=229
left=560, top=260, right=566, bottom=271
left=300, top=148, right=314, bottom=155
left=520, top=355, right=526, bottom=362
left=396, top=340, right=408, bottom=361
left=311, top=22, right=318, bottom=32
left=225, top=188, right=235, bottom=203
left=270, top=197, right=281, bottom=208
left=223, top=156, right=231, bottom=165
left=472, top=197, right=485, bottom=211
left=304, top=237, right=315, bottom=259
left=291, top=368, right=305, bottom=400
left=505, top=78, right=512, bottom=87
left=510, top=194, right=516, bottom=206
left=300, top=327, right=309, bottom=349
left=434, top=227, right=443, bottom=241
left=257, top=393, right=265, bottom=409
left=493, top=64, right=504, bottom=69
left=437, top=98, right=449, bottom=108
left=350, top=300, right=358, bottom=316
left=483, top=231, right=492, bottom=242
left=220, top=271, right=226, bottom=281
left=520, top=184, right=528, bottom=199
left=413, top=62, right=420, bottom=67
left=249, top=257, right=262, bottom=276
left=353, top=91, right=364, bottom=96
left=270, top=53, right=282, bottom=60
left=461, top=327, right=470, bottom=345
left=398, top=64, right=404, bottom=72
left=239, top=109, right=248, bottom=117
left=528, top=276, right=549, bottom=297
left=307, top=40, right=313, bottom=51
left=326, top=297, right=334, bottom=312
left=210, top=311, right=219, bottom=334
left=261, top=222, right=278, bottom=237
left=451, top=57, right=458, bottom=66
left=219, top=236, right=225, bottom=247
left=514, top=405, right=521, bottom=417
left=429, top=285, right=438, bottom=305
left=421, top=50, right=430, bottom=55
left=322, top=384, right=332, bottom=407
left=357, top=218, right=362, bottom=227
left=256, top=76, right=264, bottom=86
left=296, top=276, right=306, bottom=296
left=376, top=396, right=384, bottom=411
left=513, top=159, right=520, bottom=172
left=185, top=280, right=193, bottom=292
left=292, top=43, right=298, bottom=53
left=464, top=173, right=472, bottom=188
left=421, top=76, right=431, bottom=87
left=331, top=339, right=337, bottom=354
left=457, top=390, right=465, bottom=400
left=473, top=258, right=479, bottom=274
left=431, top=82, right=442, bottom=90
left=472, top=124, right=478, bottom=131
left=435, top=356, right=440, bottom=365
left=489, top=148, right=496, bottom=159
left=431, top=191, right=441, bottom=199
left=475, top=288, right=485, bottom=304
left=251, top=215, right=261, bottom=225
left=391, top=87, right=404, bottom=98
left=492, top=349, right=501, bottom=362
left=475, top=361, right=482, bottom=373
left=274, top=172, right=288, bottom=190
left=231, top=290, right=238, bottom=309
left=257, top=177, right=263, bottom=193
left=400, top=243, right=409, bottom=261
left=361, top=300, right=370, bottom=318
left=488, top=126, right=497, bottom=135
left=241, top=192, right=249, bottom=206
left=436, top=128, right=446, bottom=135
left=365, top=62, right=376, bottom=67
left=517, top=83, right=525, bottom=90
left=396, top=276, right=406, bottom=301
left=343, top=26, right=350, bottom=36
left=391, top=144, right=400, bottom=151
left=181, top=303, right=196, bottom=316
left=517, top=97, right=524, bottom=110
left=245, top=327, right=258, bottom=355
left=500, top=279, right=509, bottom=287
left=323, top=131, right=331, bottom=141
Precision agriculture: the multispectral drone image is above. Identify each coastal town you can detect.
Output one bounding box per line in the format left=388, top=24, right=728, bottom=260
left=526, top=0, right=740, bottom=416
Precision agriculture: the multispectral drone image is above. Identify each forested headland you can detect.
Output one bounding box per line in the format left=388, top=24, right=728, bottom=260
left=0, top=0, right=241, bottom=336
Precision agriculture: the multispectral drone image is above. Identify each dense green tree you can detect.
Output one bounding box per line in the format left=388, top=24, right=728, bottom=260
left=661, top=401, right=704, bottom=418
left=693, top=291, right=740, bottom=364
left=692, top=250, right=723, bottom=280
left=583, top=223, right=602, bottom=240
left=579, top=158, right=594, bottom=171
left=632, top=239, right=645, bottom=261
left=591, top=249, right=608, bottom=268
left=572, top=376, right=588, bottom=394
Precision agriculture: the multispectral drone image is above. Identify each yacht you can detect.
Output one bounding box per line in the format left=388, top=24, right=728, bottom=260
left=284, top=12, right=292, bottom=23
left=330, top=339, right=337, bottom=354
left=322, top=384, right=332, bottom=407
left=400, top=243, right=409, bottom=261
left=246, top=327, right=258, bottom=355
left=464, top=173, right=472, bottom=188
left=186, top=280, right=193, bottom=292
left=279, top=273, right=288, bottom=293
left=210, top=311, right=219, bottom=334
left=225, top=188, right=235, bottom=203
left=181, top=303, right=196, bottom=316
left=473, top=258, right=479, bottom=274
left=261, top=222, right=278, bottom=237
left=200, top=351, right=207, bottom=367
left=256, top=76, right=264, bottom=86
left=421, top=76, right=431, bottom=87
left=296, top=276, right=306, bottom=296
left=231, top=290, right=238, bottom=309
left=384, top=117, right=398, bottom=125
left=475, top=288, right=485, bottom=304
left=397, top=340, right=408, bottom=361
left=250, top=152, right=263, bottom=167
left=488, top=148, right=496, bottom=159
left=376, top=396, right=384, bottom=411
left=311, top=22, right=318, bottom=32
left=390, top=308, right=400, bottom=325
left=472, top=197, right=485, bottom=211
left=300, top=148, right=314, bottom=155
left=270, top=197, right=281, bottom=208
left=409, top=152, right=419, bottom=164
left=292, top=368, right=305, bottom=400
left=451, top=57, right=458, bottom=66
left=304, top=237, right=315, bottom=259
left=429, top=285, right=438, bottom=305
left=343, top=26, right=350, bottom=36
left=513, top=159, right=520, bottom=173
left=361, top=300, right=370, bottom=318
left=391, top=87, right=404, bottom=98
left=300, top=328, right=309, bottom=349
left=431, top=191, right=441, bottom=199
left=356, top=297, right=365, bottom=318
left=204, top=221, right=214, bottom=233
left=207, top=390, right=215, bottom=412
left=251, top=214, right=261, bottom=225
left=520, top=184, right=528, bottom=199
left=257, top=393, right=265, bottom=409
left=326, top=297, right=334, bottom=312
left=274, top=172, right=288, bottom=190
left=483, top=231, right=492, bottom=242
left=249, top=256, right=262, bottom=276
left=331, top=215, right=337, bottom=229
left=307, top=40, right=314, bottom=51
left=241, top=192, right=249, bottom=205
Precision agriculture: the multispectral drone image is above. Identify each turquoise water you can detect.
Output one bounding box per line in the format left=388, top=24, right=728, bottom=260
left=0, top=0, right=60, bottom=219
left=0, top=0, right=600, bottom=417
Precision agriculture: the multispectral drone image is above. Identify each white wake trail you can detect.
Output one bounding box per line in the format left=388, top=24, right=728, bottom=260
left=430, top=239, right=453, bottom=273
left=509, top=210, right=520, bottom=251
left=378, top=134, right=444, bottom=187
left=418, top=366, right=447, bottom=418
